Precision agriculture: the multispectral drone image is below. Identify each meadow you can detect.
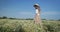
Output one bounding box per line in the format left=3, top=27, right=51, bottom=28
left=0, top=19, right=60, bottom=32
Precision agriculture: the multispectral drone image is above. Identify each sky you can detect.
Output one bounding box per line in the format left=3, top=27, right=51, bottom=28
left=0, top=0, right=60, bottom=20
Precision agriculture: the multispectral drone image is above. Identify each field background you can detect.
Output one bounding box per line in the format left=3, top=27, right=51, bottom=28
left=0, top=0, right=60, bottom=32
left=0, top=19, right=60, bottom=32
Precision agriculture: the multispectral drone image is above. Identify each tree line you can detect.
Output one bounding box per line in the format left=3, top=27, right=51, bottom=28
left=0, top=16, right=33, bottom=20
left=0, top=16, right=60, bottom=21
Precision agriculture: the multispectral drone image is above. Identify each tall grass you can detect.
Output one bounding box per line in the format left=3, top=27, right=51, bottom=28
left=0, top=19, right=60, bottom=32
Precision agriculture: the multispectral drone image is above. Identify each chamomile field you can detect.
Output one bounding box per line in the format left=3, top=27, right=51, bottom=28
left=0, top=19, right=60, bottom=32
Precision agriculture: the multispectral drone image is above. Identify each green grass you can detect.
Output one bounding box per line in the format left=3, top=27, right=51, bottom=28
left=0, top=19, right=60, bottom=32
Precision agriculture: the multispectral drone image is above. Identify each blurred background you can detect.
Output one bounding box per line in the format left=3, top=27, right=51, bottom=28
left=0, top=0, right=60, bottom=20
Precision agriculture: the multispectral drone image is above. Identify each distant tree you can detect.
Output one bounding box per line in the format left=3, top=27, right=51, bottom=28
left=2, top=16, right=7, bottom=19
left=9, top=18, right=14, bottom=19
left=9, top=17, right=17, bottom=20
left=26, top=18, right=33, bottom=20
left=58, top=19, right=60, bottom=21
left=42, top=19, right=46, bottom=20
left=0, top=17, right=2, bottom=19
